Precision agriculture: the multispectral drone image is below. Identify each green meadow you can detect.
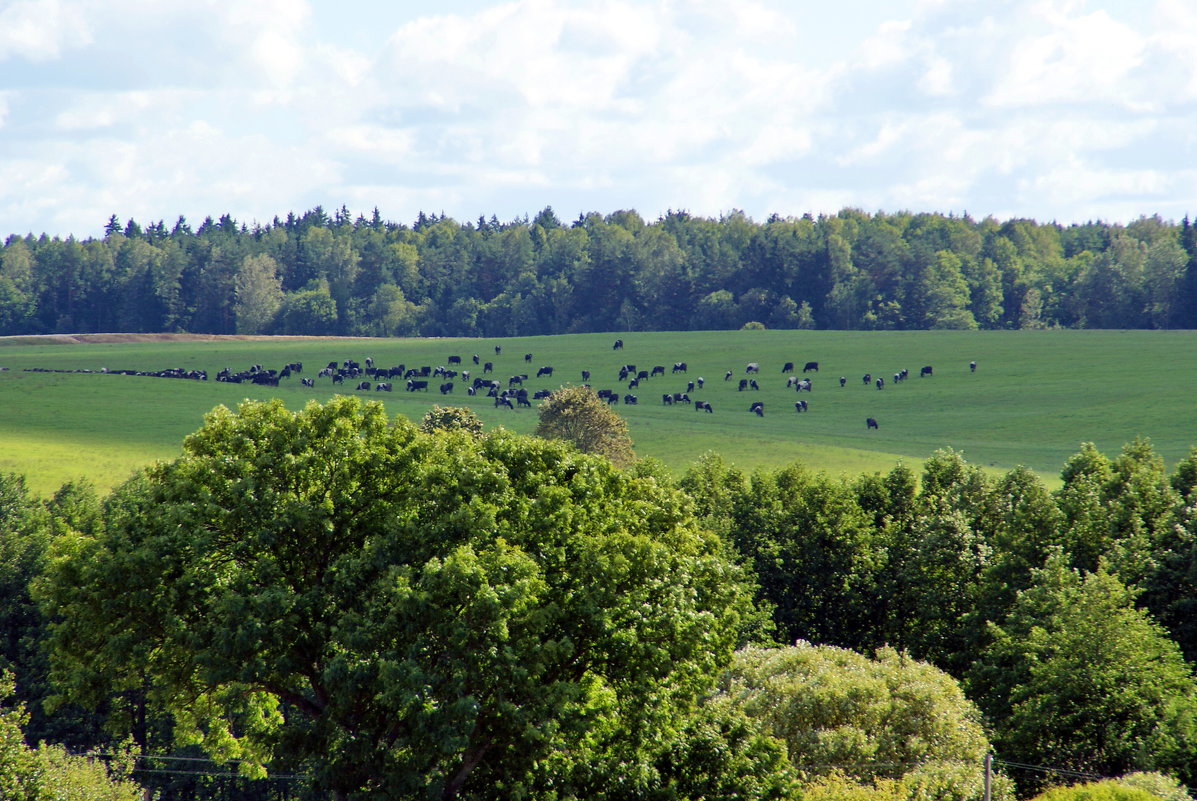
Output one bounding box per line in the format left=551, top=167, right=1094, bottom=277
left=2, top=329, right=1195, bottom=496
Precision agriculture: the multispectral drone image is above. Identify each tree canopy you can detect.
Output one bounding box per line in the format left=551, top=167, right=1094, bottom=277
left=36, top=397, right=753, bottom=800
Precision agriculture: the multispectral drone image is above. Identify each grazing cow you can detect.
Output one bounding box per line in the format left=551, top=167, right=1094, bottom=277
left=750, top=379, right=760, bottom=390
left=750, top=401, right=764, bottom=416
left=920, top=365, right=933, bottom=377
left=970, top=361, right=977, bottom=373
left=495, top=345, right=502, bottom=355
left=786, top=376, right=797, bottom=388
left=794, top=400, right=808, bottom=412
left=672, top=393, right=691, bottom=405
left=738, top=379, right=749, bottom=391
left=332, top=374, right=344, bottom=385
left=509, top=375, right=525, bottom=387
left=725, top=370, right=733, bottom=381
left=894, top=373, right=901, bottom=384
left=672, top=362, right=687, bottom=373
left=467, top=387, right=476, bottom=396
left=301, top=377, right=314, bottom=388
left=695, top=400, right=714, bottom=413
left=537, top=366, right=554, bottom=378
left=525, top=353, right=533, bottom=363
left=866, top=417, right=879, bottom=430
left=483, top=361, right=494, bottom=373
left=376, top=382, right=392, bottom=392
left=495, top=396, right=514, bottom=409
left=448, top=355, right=461, bottom=364
left=581, top=370, right=590, bottom=381
left=406, top=379, right=429, bottom=392
left=534, top=389, right=552, bottom=399
left=473, top=354, right=480, bottom=365
left=365, top=357, right=373, bottom=368
left=624, top=394, right=638, bottom=404
left=651, top=365, right=666, bottom=377
left=628, top=378, right=640, bottom=389
left=746, top=362, right=760, bottom=373
left=840, top=376, right=846, bottom=387
left=876, top=377, right=884, bottom=390
left=439, top=382, right=454, bottom=394
left=613, top=339, right=624, bottom=350
left=782, top=362, right=794, bottom=373
left=796, top=379, right=811, bottom=392
left=662, top=394, right=674, bottom=405
left=686, top=381, right=695, bottom=393
left=863, top=373, right=872, bottom=385
left=636, top=370, right=649, bottom=381
left=517, top=395, right=531, bottom=408
left=356, top=381, right=371, bottom=391
left=803, top=361, right=819, bottom=373
left=697, top=377, right=704, bottom=388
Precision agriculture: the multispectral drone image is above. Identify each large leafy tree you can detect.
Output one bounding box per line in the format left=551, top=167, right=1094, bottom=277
left=970, top=558, right=1197, bottom=794
left=37, top=397, right=750, bottom=800
left=534, top=385, right=636, bottom=468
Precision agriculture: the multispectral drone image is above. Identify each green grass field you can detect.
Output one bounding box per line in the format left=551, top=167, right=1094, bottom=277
left=2, top=330, right=1195, bottom=496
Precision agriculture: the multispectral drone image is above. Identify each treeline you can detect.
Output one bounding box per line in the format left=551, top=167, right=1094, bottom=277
left=3, top=205, right=1197, bottom=337
left=3, top=408, right=1197, bottom=799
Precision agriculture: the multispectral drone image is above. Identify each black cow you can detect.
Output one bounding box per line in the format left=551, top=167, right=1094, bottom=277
left=671, top=393, right=691, bottom=405
left=473, top=354, right=480, bottom=365
left=448, top=355, right=461, bottom=364
left=672, top=362, right=687, bottom=373
left=483, top=361, right=493, bottom=373
left=782, top=362, right=794, bottom=373
left=920, top=365, right=933, bottom=377
left=581, top=370, right=590, bottom=381
left=725, top=370, right=733, bottom=381
left=750, top=402, right=764, bottom=416
left=803, top=361, right=819, bottom=373
left=439, top=382, right=454, bottom=394
left=794, top=400, right=808, bottom=412
left=613, top=339, right=624, bottom=350
left=662, top=394, right=674, bottom=405
left=495, top=396, right=513, bottom=408
left=495, top=345, right=502, bottom=355
left=651, top=365, right=665, bottom=377
left=624, top=394, right=637, bottom=404
left=867, top=417, right=879, bottom=430
left=525, top=353, right=533, bottom=363
left=636, top=370, right=649, bottom=381
left=750, top=379, right=759, bottom=390
left=970, top=361, right=977, bottom=373
left=406, top=379, right=429, bottom=392
left=738, top=379, right=748, bottom=391
left=537, top=366, right=554, bottom=378
left=839, top=376, right=846, bottom=387
left=863, top=373, right=872, bottom=385
left=695, top=400, right=714, bottom=413
left=628, top=378, right=639, bottom=389
left=876, top=377, right=884, bottom=390
left=686, top=381, right=695, bottom=393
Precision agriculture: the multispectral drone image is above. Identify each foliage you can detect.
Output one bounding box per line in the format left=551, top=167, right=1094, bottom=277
left=534, top=385, right=636, bottom=468
left=8, top=206, right=1197, bottom=338
left=36, top=397, right=752, bottom=800
left=1028, top=781, right=1164, bottom=801
left=418, top=405, right=484, bottom=436
left=1115, top=772, right=1195, bottom=801
left=970, top=558, right=1197, bottom=794
left=0, top=671, right=140, bottom=801
left=714, top=643, right=1010, bottom=801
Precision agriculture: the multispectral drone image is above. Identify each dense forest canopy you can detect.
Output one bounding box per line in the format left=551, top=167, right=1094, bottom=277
left=3, top=206, right=1197, bottom=337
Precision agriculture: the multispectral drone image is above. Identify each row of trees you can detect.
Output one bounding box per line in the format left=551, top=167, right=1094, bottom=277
left=1, top=396, right=1196, bottom=798
left=3, top=206, right=1197, bottom=338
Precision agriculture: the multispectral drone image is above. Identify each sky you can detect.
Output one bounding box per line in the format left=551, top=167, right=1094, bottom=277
left=2, top=0, right=1196, bottom=238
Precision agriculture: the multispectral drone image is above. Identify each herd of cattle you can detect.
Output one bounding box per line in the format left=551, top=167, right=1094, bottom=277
left=13, top=340, right=979, bottom=431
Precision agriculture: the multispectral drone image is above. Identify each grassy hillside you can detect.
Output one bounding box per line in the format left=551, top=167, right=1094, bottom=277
left=2, top=329, right=1195, bottom=496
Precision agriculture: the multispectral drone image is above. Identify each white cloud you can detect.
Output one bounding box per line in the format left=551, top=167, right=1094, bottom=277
left=0, top=0, right=92, bottom=61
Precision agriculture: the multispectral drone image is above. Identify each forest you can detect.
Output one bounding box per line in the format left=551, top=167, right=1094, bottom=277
left=3, top=205, right=1197, bottom=338
left=1, top=393, right=1196, bottom=800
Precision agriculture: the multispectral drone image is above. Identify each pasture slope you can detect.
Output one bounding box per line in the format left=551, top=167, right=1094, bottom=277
left=1, top=329, right=1195, bottom=496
